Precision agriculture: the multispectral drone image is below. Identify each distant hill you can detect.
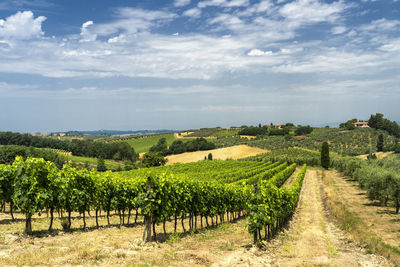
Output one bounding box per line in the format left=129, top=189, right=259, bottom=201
left=54, top=129, right=176, bottom=136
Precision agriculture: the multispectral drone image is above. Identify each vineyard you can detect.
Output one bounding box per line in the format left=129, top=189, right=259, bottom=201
left=212, top=128, right=398, bottom=156
left=0, top=156, right=305, bottom=244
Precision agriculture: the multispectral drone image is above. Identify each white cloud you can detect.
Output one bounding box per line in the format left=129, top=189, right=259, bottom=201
left=0, top=5, right=398, bottom=86
left=198, top=0, right=250, bottom=8
left=80, top=21, right=96, bottom=42
left=183, top=8, right=202, bottom=18
left=248, top=49, right=273, bottom=56
left=79, top=8, right=176, bottom=39
left=279, top=0, right=347, bottom=25
left=380, top=39, right=400, bottom=52
left=359, top=18, right=400, bottom=32
left=0, top=11, right=46, bottom=40
left=174, top=0, right=191, bottom=7
left=107, top=34, right=127, bottom=43
left=331, top=26, right=347, bottom=35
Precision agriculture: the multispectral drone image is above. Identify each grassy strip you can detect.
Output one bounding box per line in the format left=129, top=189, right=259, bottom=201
left=321, top=170, right=400, bottom=264
left=65, top=155, right=123, bottom=169
left=115, top=133, right=177, bottom=153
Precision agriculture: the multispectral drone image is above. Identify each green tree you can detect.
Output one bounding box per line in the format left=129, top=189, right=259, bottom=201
left=377, top=133, right=384, bottom=152
left=321, top=142, right=330, bottom=169
left=149, top=138, right=168, bottom=155
left=142, top=152, right=167, bottom=167
left=97, top=157, right=107, bottom=172
left=339, top=118, right=357, bottom=130
left=295, top=125, right=313, bottom=135
left=208, top=153, right=213, bottom=160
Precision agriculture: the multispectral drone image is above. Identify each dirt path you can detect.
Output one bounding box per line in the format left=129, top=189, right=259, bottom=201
left=215, top=170, right=391, bottom=266
left=323, top=170, right=400, bottom=257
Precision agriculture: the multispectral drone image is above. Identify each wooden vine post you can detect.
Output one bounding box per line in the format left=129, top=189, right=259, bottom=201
left=142, top=176, right=152, bottom=242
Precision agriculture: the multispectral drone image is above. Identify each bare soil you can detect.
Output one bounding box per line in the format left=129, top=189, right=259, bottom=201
left=165, top=145, right=269, bottom=165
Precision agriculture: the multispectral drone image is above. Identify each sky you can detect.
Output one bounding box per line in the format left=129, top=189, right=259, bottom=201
left=0, top=0, right=399, bottom=132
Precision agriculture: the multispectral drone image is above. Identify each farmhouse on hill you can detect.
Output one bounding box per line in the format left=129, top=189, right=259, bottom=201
left=354, top=121, right=369, bottom=128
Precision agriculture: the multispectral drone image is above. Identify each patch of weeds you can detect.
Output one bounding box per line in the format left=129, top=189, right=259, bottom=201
left=116, top=251, right=127, bottom=258
left=327, top=244, right=337, bottom=257
left=379, top=241, right=400, bottom=255
left=338, top=205, right=361, bottom=232
left=365, top=244, right=375, bottom=254
left=166, top=233, right=181, bottom=243
left=77, top=247, right=106, bottom=262
left=282, top=243, right=291, bottom=252
left=218, top=241, right=235, bottom=251
left=163, top=249, right=176, bottom=260
left=60, top=218, right=70, bottom=231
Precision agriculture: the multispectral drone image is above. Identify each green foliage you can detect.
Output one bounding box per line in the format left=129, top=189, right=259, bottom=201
left=149, top=138, right=168, bottom=155
left=321, top=142, right=330, bottom=169
left=1, top=155, right=307, bottom=240
left=142, top=152, right=167, bottom=167
left=97, top=157, right=107, bottom=172
left=247, top=164, right=306, bottom=241
left=0, top=145, right=66, bottom=167
left=11, top=156, right=58, bottom=233
left=369, top=113, right=400, bottom=138
left=208, top=153, right=213, bottom=160
left=294, top=125, right=313, bottom=135
left=0, top=164, right=15, bottom=207
left=116, top=133, right=177, bottom=153
left=168, top=140, right=187, bottom=154
left=339, top=118, right=357, bottom=130
left=213, top=127, right=397, bottom=156
left=0, top=131, right=137, bottom=162
left=377, top=134, right=384, bottom=152
left=244, top=148, right=321, bottom=166
left=238, top=126, right=267, bottom=136
left=268, top=129, right=285, bottom=136
left=332, top=155, right=400, bottom=213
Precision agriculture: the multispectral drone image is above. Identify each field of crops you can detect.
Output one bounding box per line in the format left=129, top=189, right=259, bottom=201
left=113, top=133, right=179, bottom=153
left=213, top=128, right=397, bottom=156
left=0, top=157, right=305, bottom=243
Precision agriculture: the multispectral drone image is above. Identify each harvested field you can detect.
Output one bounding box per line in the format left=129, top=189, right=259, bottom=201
left=239, top=135, right=256, bottom=140
left=356, top=151, right=394, bottom=159
left=165, top=145, right=268, bottom=165
left=174, top=133, right=216, bottom=140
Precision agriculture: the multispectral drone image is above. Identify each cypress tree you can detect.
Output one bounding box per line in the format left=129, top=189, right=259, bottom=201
left=321, top=142, right=330, bottom=169
left=97, top=157, right=107, bottom=172
left=377, top=133, right=384, bottom=152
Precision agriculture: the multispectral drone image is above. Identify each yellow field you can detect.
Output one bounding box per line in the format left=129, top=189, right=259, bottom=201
left=165, top=145, right=268, bottom=165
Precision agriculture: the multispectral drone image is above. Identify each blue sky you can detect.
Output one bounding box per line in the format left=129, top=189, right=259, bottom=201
left=0, top=0, right=399, bottom=132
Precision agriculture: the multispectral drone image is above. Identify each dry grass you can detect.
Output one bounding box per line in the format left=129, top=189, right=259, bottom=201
left=239, top=135, right=256, bottom=140
left=356, top=151, right=394, bottom=159
left=321, top=170, right=400, bottom=265
left=165, top=145, right=268, bottom=165
left=0, top=209, right=253, bottom=266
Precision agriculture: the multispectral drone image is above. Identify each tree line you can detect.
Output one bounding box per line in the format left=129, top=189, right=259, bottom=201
left=0, top=132, right=137, bottom=162
left=238, top=125, right=313, bottom=137
left=149, top=137, right=216, bottom=156
left=368, top=113, right=400, bottom=138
